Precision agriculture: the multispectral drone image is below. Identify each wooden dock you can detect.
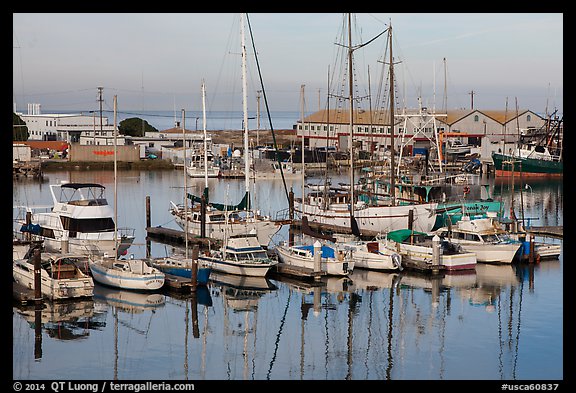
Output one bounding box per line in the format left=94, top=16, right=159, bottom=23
left=272, top=262, right=326, bottom=280
left=291, top=219, right=380, bottom=239
left=526, top=226, right=563, bottom=239
left=162, top=272, right=198, bottom=291
left=400, top=259, right=446, bottom=274
left=13, top=282, right=39, bottom=305
left=146, top=226, right=221, bottom=248
left=270, top=271, right=326, bottom=288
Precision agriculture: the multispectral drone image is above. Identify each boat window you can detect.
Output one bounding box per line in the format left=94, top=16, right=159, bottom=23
left=40, top=227, right=56, bottom=239
left=251, top=251, right=268, bottom=259
left=210, top=214, right=225, bottom=222
left=464, top=233, right=477, bottom=241
left=481, top=234, right=499, bottom=242
left=60, top=216, right=115, bottom=232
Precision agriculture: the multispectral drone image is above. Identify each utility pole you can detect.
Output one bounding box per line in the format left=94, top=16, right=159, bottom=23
left=256, top=90, right=262, bottom=147
left=469, top=90, right=475, bottom=110
left=97, top=86, right=104, bottom=135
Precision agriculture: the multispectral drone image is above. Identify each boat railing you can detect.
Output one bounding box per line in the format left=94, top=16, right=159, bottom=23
left=117, top=227, right=136, bottom=238
left=274, top=208, right=291, bottom=222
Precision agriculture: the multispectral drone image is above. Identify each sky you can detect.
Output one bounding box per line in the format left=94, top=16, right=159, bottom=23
left=13, top=13, right=563, bottom=118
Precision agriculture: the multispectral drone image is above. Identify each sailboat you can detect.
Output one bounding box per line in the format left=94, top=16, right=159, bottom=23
left=89, top=95, right=165, bottom=291
left=293, top=15, right=438, bottom=235
left=195, top=14, right=278, bottom=277
left=168, top=47, right=282, bottom=248
left=152, top=92, right=212, bottom=285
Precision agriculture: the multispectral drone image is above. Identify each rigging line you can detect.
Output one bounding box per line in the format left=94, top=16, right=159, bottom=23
left=266, top=288, right=291, bottom=380
left=512, top=277, right=524, bottom=380
left=245, top=13, right=290, bottom=207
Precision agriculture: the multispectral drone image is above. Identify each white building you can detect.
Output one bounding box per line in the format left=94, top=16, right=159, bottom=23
left=15, top=103, right=125, bottom=145
left=296, top=108, right=546, bottom=154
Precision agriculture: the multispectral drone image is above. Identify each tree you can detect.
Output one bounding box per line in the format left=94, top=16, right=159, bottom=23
left=13, top=113, right=29, bottom=141
left=119, top=117, right=158, bottom=137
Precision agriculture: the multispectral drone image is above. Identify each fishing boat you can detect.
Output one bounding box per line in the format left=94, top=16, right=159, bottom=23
left=383, top=229, right=477, bottom=271
left=186, top=149, right=220, bottom=178
left=293, top=16, right=438, bottom=236
left=250, top=158, right=304, bottom=180
left=274, top=240, right=354, bottom=276
left=13, top=248, right=94, bottom=300
left=434, top=216, right=522, bottom=263
left=491, top=113, right=563, bottom=177
left=16, top=181, right=135, bottom=257
left=491, top=143, right=562, bottom=177
left=198, top=232, right=278, bottom=277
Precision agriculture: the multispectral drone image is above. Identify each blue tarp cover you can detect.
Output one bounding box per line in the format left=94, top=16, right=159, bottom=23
left=296, top=245, right=336, bottom=259
left=20, top=223, right=41, bottom=235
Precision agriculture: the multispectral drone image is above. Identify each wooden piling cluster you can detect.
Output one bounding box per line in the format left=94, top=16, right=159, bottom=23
left=13, top=160, right=43, bottom=178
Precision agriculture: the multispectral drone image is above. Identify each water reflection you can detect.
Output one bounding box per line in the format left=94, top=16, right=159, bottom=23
left=14, top=299, right=104, bottom=360
left=13, top=171, right=563, bottom=380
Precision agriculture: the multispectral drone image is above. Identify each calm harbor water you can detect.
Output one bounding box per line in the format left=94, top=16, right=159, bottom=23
left=12, top=169, right=563, bottom=382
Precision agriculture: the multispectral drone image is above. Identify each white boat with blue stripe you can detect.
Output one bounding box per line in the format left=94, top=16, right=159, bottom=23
left=198, top=232, right=277, bottom=277
left=89, top=255, right=165, bottom=291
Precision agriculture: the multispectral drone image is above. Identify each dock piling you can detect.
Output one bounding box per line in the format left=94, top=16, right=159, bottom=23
left=191, top=245, right=199, bottom=291
left=313, top=240, right=322, bottom=280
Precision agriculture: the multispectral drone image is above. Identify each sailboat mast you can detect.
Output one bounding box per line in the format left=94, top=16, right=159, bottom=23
left=388, top=22, right=396, bottom=206
left=202, top=80, right=208, bottom=188
left=241, top=13, right=250, bottom=202
left=182, top=109, right=189, bottom=257
left=300, top=84, right=305, bottom=203
left=113, top=95, right=118, bottom=260
left=347, top=13, right=355, bottom=218
left=324, top=66, right=330, bottom=210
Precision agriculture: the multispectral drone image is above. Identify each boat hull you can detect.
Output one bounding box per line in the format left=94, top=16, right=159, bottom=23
left=186, top=166, right=220, bottom=178
left=295, top=202, right=438, bottom=234
left=432, top=200, right=502, bottom=230
left=13, top=260, right=94, bottom=300
left=198, top=256, right=275, bottom=277
left=456, top=242, right=521, bottom=264
left=89, top=259, right=165, bottom=291
left=151, top=257, right=212, bottom=285
left=387, top=241, right=477, bottom=271
left=491, top=152, right=562, bottom=177
left=274, top=244, right=354, bottom=276
left=342, top=242, right=401, bottom=271
left=173, top=214, right=281, bottom=247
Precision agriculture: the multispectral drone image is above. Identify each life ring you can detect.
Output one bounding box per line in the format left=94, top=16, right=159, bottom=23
left=463, top=185, right=470, bottom=194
